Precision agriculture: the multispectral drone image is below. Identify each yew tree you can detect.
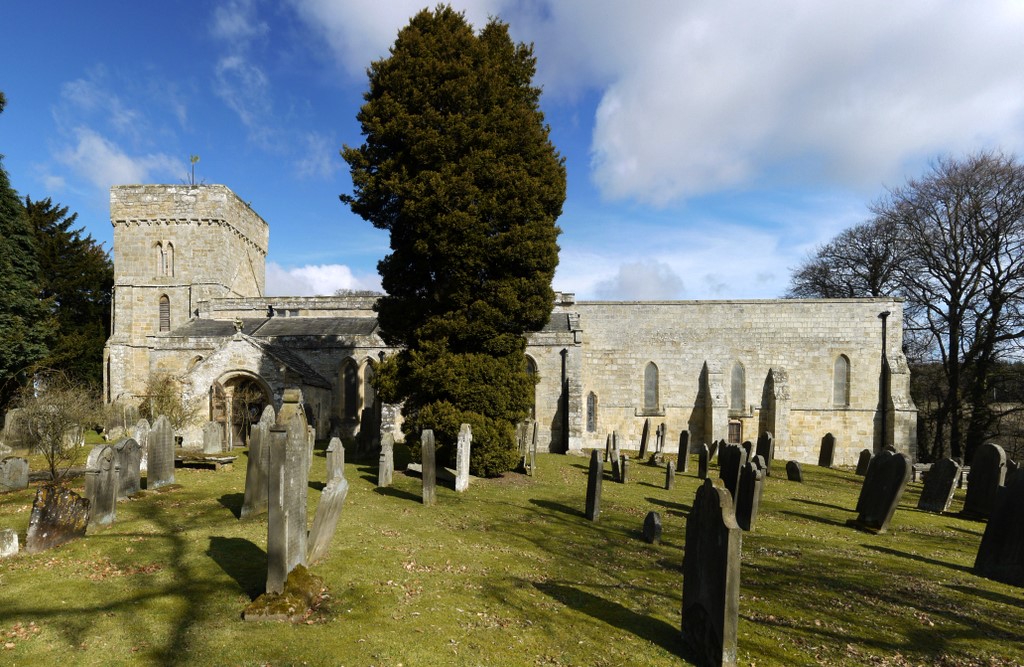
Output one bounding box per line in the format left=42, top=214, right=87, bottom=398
left=341, top=6, right=565, bottom=476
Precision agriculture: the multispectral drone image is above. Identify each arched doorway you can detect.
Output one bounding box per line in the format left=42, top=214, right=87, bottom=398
left=211, top=373, right=272, bottom=449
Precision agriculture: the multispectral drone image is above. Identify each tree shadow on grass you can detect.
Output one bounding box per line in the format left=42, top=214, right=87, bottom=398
left=529, top=498, right=584, bottom=518
left=217, top=492, right=244, bottom=519
left=534, top=581, right=691, bottom=661
left=207, top=536, right=267, bottom=600
left=946, top=524, right=985, bottom=537
left=778, top=510, right=846, bottom=527
left=646, top=497, right=691, bottom=515
left=791, top=497, right=852, bottom=513
left=947, top=583, right=1024, bottom=610
left=862, top=544, right=972, bottom=574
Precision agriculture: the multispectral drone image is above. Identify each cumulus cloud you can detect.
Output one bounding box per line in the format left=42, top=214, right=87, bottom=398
left=594, top=261, right=685, bottom=300
left=265, top=262, right=381, bottom=296
left=56, top=127, right=182, bottom=190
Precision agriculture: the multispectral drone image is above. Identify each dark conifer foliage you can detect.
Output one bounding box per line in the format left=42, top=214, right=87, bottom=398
left=342, top=6, right=565, bottom=476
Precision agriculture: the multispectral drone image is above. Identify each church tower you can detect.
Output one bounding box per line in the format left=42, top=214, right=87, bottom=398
left=103, top=184, right=269, bottom=403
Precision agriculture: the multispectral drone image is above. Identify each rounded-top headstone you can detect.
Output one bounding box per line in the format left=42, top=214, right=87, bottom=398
left=642, top=511, right=662, bottom=544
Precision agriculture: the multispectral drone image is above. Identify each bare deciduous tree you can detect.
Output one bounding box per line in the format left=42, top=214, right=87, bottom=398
left=15, top=372, right=102, bottom=483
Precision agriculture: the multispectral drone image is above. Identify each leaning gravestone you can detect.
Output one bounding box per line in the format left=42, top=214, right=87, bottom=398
left=698, top=443, right=710, bottom=480
left=917, top=457, right=961, bottom=513
left=377, top=433, right=394, bottom=488
left=202, top=421, right=223, bottom=454
left=0, top=528, right=17, bottom=558
left=718, top=444, right=743, bottom=500
left=266, top=414, right=309, bottom=595
left=678, top=430, right=691, bottom=473
left=585, top=449, right=602, bottom=521
left=133, top=418, right=150, bottom=472
left=855, top=449, right=872, bottom=476
left=25, top=485, right=90, bottom=554
left=240, top=418, right=270, bottom=519
left=147, top=415, right=175, bottom=490
left=306, top=447, right=350, bottom=564
left=84, top=444, right=118, bottom=528
left=962, top=443, right=1007, bottom=520
left=639, top=418, right=651, bottom=459
left=114, top=438, right=142, bottom=499
left=604, top=433, right=613, bottom=463
left=735, top=461, right=764, bottom=532
left=421, top=429, right=436, bottom=506
left=681, top=478, right=740, bottom=667
left=849, top=450, right=911, bottom=533
left=755, top=432, right=774, bottom=476
left=455, top=423, right=472, bottom=492
left=786, top=460, right=803, bottom=483
left=818, top=433, right=836, bottom=468
left=708, top=439, right=720, bottom=463
left=974, top=472, right=1024, bottom=586
left=665, top=460, right=676, bottom=490
left=643, top=511, right=662, bottom=544
left=0, top=456, right=29, bottom=492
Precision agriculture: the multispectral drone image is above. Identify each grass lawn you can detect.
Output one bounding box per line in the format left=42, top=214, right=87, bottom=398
left=0, top=447, right=1021, bottom=666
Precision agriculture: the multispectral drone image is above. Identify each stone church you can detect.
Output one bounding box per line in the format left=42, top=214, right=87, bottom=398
left=103, top=184, right=917, bottom=465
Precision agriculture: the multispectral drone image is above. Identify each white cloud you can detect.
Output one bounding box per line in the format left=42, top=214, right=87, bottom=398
left=214, top=55, right=273, bottom=134
left=56, top=127, right=182, bottom=190
left=595, top=261, right=685, bottom=300
left=265, top=262, right=381, bottom=296
left=294, top=132, right=340, bottom=179
left=211, top=0, right=269, bottom=43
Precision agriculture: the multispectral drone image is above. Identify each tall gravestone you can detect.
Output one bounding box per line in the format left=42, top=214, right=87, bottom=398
left=421, top=429, right=436, bottom=506
left=974, top=473, right=1024, bottom=586
left=917, top=457, right=961, bottom=513
left=681, top=478, right=741, bottom=667
left=259, top=404, right=276, bottom=425
left=84, top=445, right=118, bottom=528
left=818, top=433, right=836, bottom=468
left=698, top=443, right=710, bottom=480
left=849, top=450, right=911, bottom=533
left=604, top=433, right=613, bottom=463
left=267, top=414, right=309, bottom=595
left=735, top=461, right=764, bottom=532
left=0, top=456, right=29, bottom=492
left=678, top=430, right=691, bottom=473
left=611, top=440, right=622, bottom=482
left=202, top=421, right=223, bottom=455
left=378, top=433, right=394, bottom=488
left=786, top=460, right=803, bottom=483
left=639, top=418, right=651, bottom=459
left=585, top=449, right=602, bottom=521
left=962, top=443, right=1007, bottom=520
left=25, top=485, right=90, bottom=554
left=147, top=415, right=175, bottom=490
left=718, top=444, right=743, bottom=500
left=855, top=449, right=872, bottom=476
left=240, top=418, right=271, bottom=519
left=455, top=423, right=472, bottom=492
left=113, top=438, right=142, bottom=499
left=307, top=442, right=350, bottom=564
left=528, top=420, right=538, bottom=476
left=665, top=460, right=675, bottom=490
left=707, top=439, right=719, bottom=463
left=133, top=418, right=150, bottom=472
left=740, top=441, right=753, bottom=464
left=620, top=456, right=630, bottom=484
left=643, top=511, right=662, bottom=544
left=755, top=432, right=774, bottom=476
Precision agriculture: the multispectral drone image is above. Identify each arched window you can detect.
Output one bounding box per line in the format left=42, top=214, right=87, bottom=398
left=525, top=355, right=537, bottom=419
left=644, top=362, right=659, bottom=413
left=165, top=242, right=174, bottom=277
left=362, top=362, right=376, bottom=413
left=155, top=242, right=165, bottom=276
left=342, top=359, right=359, bottom=420
left=586, top=392, right=598, bottom=432
left=731, top=362, right=746, bottom=413
left=833, top=355, right=850, bottom=407
left=158, top=295, right=170, bottom=332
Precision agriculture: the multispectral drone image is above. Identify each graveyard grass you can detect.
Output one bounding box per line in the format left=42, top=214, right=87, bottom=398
left=1, top=447, right=1022, bottom=666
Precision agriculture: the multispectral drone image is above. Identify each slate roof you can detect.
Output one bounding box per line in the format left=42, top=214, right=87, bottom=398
left=170, top=316, right=377, bottom=338
left=539, top=312, right=572, bottom=333
left=247, top=338, right=333, bottom=389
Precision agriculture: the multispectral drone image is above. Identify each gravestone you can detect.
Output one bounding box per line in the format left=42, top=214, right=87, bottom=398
left=974, top=473, right=1024, bottom=586
left=202, top=421, right=223, bottom=455
left=639, top=418, right=651, bottom=459
left=620, top=456, right=631, bottom=484
left=240, top=418, right=270, bottom=518
left=0, top=456, right=29, bottom=492
left=611, top=442, right=622, bottom=482
left=585, top=449, right=602, bottom=521
left=455, top=423, right=472, bottom=492
left=307, top=425, right=316, bottom=463
left=665, top=460, right=676, bottom=490
left=849, top=450, right=911, bottom=533
left=917, top=457, right=961, bottom=513
left=147, top=415, right=175, bottom=490
left=276, top=388, right=305, bottom=427
left=740, top=441, right=753, bottom=464
left=678, top=430, right=691, bottom=473
left=528, top=419, right=538, bottom=476
left=735, top=461, right=764, bottom=532
left=1007, top=458, right=1021, bottom=486
left=421, top=429, right=436, bottom=506
left=652, top=422, right=666, bottom=464
left=378, top=433, right=394, bottom=488
left=707, top=439, right=719, bottom=463
left=25, top=485, right=90, bottom=554
left=307, top=448, right=350, bottom=564
left=113, top=438, right=142, bottom=499
left=266, top=414, right=309, bottom=595
left=681, top=478, right=741, bottom=667
left=698, top=443, right=709, bottom=480
left=753, top=455, right=766, bottom=472
left=962, top=443, right=1007, bottom=520
left=84, top=444, right=118, bottom=528
left=786, top=460, right=803, bottom=483
left=643, top=511, right=662, bottom=544
left=718, top=444, right=743, bottom=500
left=818, top=433, right=836, bottom=468
left=855, top=449, right=872, bottom=476
left=0, top=528, right=17, bottom=558
left=755, top=432, right=774, bottom=476
left=133, top=418, right=150, bottom=472
left=259, top=404, right=276, bottom=425
left=604, top=433, right=613, bottom=463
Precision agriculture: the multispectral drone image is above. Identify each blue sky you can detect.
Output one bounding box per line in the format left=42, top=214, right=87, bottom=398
left=4, top=1, right=1024, bottom=300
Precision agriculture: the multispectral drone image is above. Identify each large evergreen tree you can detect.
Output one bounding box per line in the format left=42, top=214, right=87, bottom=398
left=26, top=196, right=113, bottom=386
left=341, top=6, right=565, bottom=476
